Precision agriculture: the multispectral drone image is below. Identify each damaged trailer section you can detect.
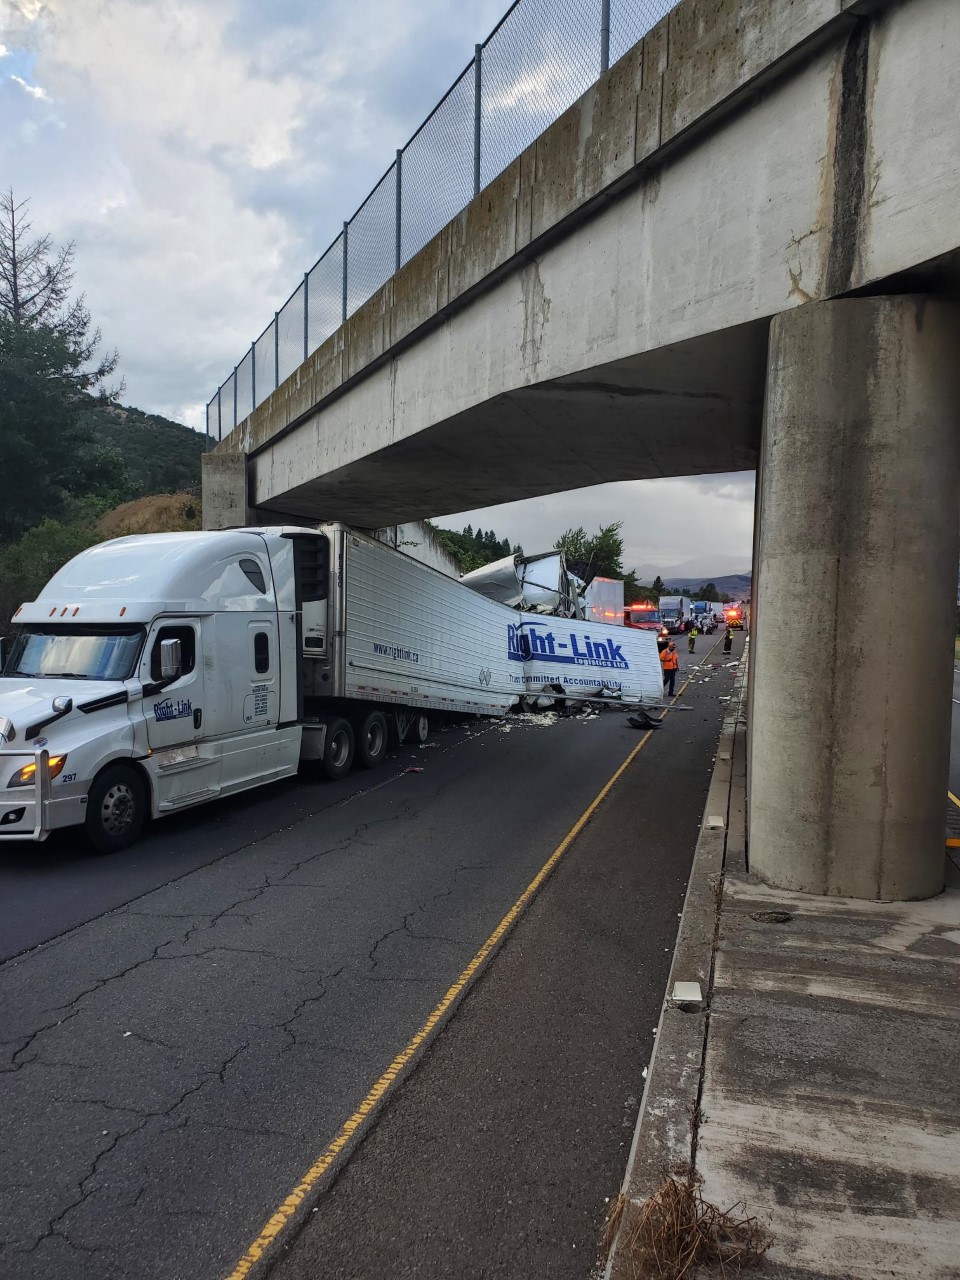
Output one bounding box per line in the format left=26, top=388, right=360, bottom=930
left=460, top=550, right=585, bottom=617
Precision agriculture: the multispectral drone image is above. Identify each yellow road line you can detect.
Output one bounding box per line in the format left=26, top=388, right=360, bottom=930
left=948, top=791, right=960, bottom=811
left=224, top=683, right=696, bottom=1278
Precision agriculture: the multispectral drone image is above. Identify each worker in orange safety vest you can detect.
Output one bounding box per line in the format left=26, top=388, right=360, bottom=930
left=660, top=640, right=679, bottom=697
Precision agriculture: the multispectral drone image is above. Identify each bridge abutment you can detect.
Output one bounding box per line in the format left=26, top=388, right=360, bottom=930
left=749, top=296, right=960, bottom=901
left=202, top=451, right=251, bottom=530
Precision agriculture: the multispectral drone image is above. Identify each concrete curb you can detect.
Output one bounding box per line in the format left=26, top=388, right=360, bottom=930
left=604, top=644, right=749, bottom=1279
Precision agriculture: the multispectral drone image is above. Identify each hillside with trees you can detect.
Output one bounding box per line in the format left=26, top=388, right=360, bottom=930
left=91, top=403, right=204, bottom=497
left=431, top=524, right=522, bottom=573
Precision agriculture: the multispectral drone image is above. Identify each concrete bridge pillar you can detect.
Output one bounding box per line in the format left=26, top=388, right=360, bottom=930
left=749, top=296, right=960, bottom=900
left=201, top=452, right=250, bottom=530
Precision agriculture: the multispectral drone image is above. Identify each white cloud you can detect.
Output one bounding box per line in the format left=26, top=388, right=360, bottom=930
left=0, top=0, right=504, bottom=426
left=0, top=43, right=9, bottom=57
left=10, top=72, right=45, bottom=97
left=433, top=474, right=756, bottom=575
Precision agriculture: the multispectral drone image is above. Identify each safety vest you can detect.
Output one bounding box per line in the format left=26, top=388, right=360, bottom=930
left=660, top=647, right=679, bottom=671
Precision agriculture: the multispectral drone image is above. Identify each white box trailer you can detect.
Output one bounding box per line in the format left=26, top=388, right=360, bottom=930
left=304, top=525, right=516, bottom=719
left=582, top=577, right=624, bottom=626
left=0, top=525, right=661, bottom=852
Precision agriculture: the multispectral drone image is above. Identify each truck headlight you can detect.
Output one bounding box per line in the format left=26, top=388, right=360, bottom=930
left=9, top=755, right=68, bottom=787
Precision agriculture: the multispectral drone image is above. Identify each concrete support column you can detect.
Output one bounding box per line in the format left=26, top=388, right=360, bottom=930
left=201, top=451, right=250, bottom=530
left=749, top=296, right=960, bottom=901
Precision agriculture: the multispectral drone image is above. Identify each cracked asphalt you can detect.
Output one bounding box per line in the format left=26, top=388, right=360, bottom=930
left=0, top=637, right=740, bottom=1279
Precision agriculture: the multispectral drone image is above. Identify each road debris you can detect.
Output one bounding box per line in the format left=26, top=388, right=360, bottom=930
left=600, top=1176, right=770, bottom=1278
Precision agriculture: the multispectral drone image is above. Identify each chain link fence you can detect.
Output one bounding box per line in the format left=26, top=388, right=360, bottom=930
left=207, top=0, right=677, bottom=442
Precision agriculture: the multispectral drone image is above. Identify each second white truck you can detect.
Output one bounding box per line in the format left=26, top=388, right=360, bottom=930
left=658, top=595, right=690, bottom=634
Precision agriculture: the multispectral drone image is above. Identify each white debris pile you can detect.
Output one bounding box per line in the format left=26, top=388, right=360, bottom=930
left=498, top=711, right=560, bottom=732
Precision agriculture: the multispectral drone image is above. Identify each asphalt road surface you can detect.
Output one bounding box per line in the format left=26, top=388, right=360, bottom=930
left=0, top=631, right=743, bottom=1279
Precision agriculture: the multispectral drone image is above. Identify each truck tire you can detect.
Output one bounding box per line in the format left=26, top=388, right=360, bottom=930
left=413, top=713, right=429, bottom=744
left=323, top=717, right=355, bottom=780
left=84, top=764, right=147, bottom=854
left=356, top=711, right=387, bottom=769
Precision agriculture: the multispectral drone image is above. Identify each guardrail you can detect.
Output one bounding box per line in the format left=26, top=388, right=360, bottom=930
left=206, top=0, right=676, bottom=443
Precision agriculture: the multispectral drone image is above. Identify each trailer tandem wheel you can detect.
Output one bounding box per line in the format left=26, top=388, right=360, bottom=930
left=355, top=710, right=388, bottom=769
left=322, top=718, right=355, bottom=780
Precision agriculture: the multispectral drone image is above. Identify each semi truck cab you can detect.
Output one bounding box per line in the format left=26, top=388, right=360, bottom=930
left=0, top=529, right=310, bottom=852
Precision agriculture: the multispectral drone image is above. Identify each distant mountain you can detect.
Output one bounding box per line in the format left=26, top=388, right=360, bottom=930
left=661, top=573, right=752, bottom=599
left=634, top=554, right=751, bottom=581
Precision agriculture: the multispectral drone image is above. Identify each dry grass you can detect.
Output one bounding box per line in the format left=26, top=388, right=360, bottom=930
left=601, top=1177, right=769, bottom=1279
left=96, top=492, right=201, bottom=538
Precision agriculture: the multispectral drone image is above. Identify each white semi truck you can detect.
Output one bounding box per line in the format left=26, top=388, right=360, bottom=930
left=0, top=525, right=662, bottom=852
left=658, top=595, right=690, bottom=634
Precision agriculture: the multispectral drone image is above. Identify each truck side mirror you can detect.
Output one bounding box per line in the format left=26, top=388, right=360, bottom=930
left=159, top=638, right=182, bottom=682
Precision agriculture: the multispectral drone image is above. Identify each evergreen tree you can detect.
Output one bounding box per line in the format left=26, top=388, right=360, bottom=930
left=0, top=191, right=125, bottom=542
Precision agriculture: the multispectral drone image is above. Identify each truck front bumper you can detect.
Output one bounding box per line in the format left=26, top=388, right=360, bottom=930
left=0, top=750, right=85, bottom=842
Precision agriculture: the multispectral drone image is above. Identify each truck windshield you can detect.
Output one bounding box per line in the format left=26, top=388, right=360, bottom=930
left=4, top=625, right=145, bottom=681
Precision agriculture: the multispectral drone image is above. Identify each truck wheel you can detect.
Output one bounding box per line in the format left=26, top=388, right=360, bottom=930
left=323, top=718, right=355, bottom=780
left=414, top=713, right=429, bottom=744
left=356, top=711, right=387, bottom=769
left=85, top=764, right=147, bottom=854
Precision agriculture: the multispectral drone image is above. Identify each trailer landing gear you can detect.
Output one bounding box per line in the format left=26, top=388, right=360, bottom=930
left=392, top=710, right=429, bottom=746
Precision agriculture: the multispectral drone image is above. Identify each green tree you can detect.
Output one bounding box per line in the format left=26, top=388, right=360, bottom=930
left=555, top=521, right=625, bottom=580
left=0, top=191, right=125, bottom=542
left=618, top=570, right=659, bottom=605
left=651, top=574, right=665, bottom=596
left=0, top=510, right=103, bottom=641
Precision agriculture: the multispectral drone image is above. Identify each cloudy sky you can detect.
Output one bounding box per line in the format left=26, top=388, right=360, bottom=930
left=0, top=0, right=754, bottom=575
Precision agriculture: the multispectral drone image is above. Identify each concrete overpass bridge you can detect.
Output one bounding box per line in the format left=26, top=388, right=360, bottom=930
left=204, top=0, right=960, bottom=904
